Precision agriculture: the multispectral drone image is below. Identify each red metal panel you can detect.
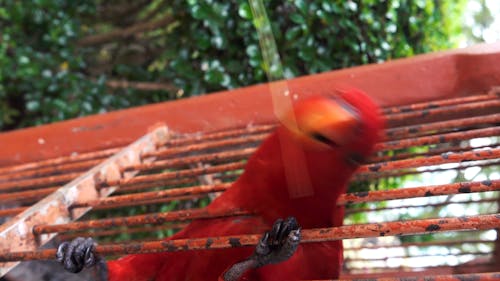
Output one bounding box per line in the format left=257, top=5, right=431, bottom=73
left=0, top=43, right=500, bottom=167
left=0, top=43, right=500, bottom=166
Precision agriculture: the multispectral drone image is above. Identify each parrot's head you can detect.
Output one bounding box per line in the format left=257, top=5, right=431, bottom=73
left=281, top=88, right=384, bottom=166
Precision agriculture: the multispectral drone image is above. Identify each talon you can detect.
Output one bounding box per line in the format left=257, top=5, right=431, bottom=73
left=56, top=242, right=69, bottom=263
left=253, top=217, right=301, bottom=267
left=56, top=237, right=98, bottom=273
left=255, top=232, right=271, bottom=256
left=222, top=217, right=301, bottom=281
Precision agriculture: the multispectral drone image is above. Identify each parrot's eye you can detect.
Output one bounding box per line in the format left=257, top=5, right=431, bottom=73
left=310, top=132, right=338, bottom=147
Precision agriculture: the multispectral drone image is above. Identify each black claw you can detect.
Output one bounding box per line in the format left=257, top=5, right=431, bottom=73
left=222, top=217, right=301, bottom=281
left=56, top=242, right=69, bottom=263
left=56, top=237, right=109, bottom=280
left=57, top=237, right=97, bottom=273
left=253, top=217, right=301, bottom=267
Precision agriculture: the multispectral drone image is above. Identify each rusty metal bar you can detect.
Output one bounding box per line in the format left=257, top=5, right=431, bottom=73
left=0, top=148, right=246, bottom=193
left=31, top=180, right=498, bottom=234
left=58, top=223, right=189, bottom=241
left=384, top=113, right=500, bottom=140
left=335, top=272, right=500, bottom=281
left=6, top=213, right=500, bottom=262
left=0, top=172, right=81, bottom=192
left=375, top=127, right=500, bottom=152
left=0, top=125, right=261, bottom=181
left=114, top=155, right=499, bottom=195
left=344, top=239, right=495, bottom=251
left=0, top=148, right=119, bottom=176
left=342, top=265, right=499, bottom=279
left=345, top=198, right=499, bottom=215
left=0, top=207, right=28, bottom=218
left=381, top=93, right=498, bottom=115
left=93, top=194, right=207, bottom=211
left=122, top=147, right=255, bottom=173
left=97, top=179, right=500, bottom=213
left=103, top=162, right=246, bottom=188
left=358, top=147, right=500, bottom=174
left=32, top=208, right=251, bottom=235
left=354, top=159, right=500, bottom=181
left=114, top=177, right=201, bottom=194
left=165, top=124, right=274, bottom=147
left=369, top=143, right=498, bottom=164
left=0, top=125, right=169, bottom=276
left=338, top=179, right=499, bottom=205
left=0, top=158, right=103, bottom=182
left=385, top=99, right=500, bottom=127
left=143, top=134, right=266, bottom=159
left=345, top=251, right=491, bottom=262
left=71, top=183, right=231, bottom=209
left=0, top=187, right=58, bottom=204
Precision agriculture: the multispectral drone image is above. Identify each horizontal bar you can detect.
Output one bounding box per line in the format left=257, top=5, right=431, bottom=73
left=0, top=187, right=57, bottom=204
left=0, top=172, right=81, bottom=192
left=144, top=134, right=266, bottom=159
left=32, top=179, right=499, bottom=234
left=114, top=177, right=201, bottom=194
left=0, top=148, right=119, bottom=176
left=32, top=208, right=251, bottom=235
left=58, top=223, right=189, bottom=241
left=369, top=143, right=497, bottom=164
left=375, top=126, right=500, bottom=152
left=0, top=124, right=271, bottom=182
left=166, top=123, right=274, bottom=147
left=334, top=272, right=500, bottom=281
left=354, top=159, right=500, bottom=181
left=122, top=147, right=255, bottom=174
left=344, top=239, right=495, bottom=251
left=385, top=99, right=500, bottom=127
left=0, top=158, right=102, bottom=183
left=0, top=207, right=28, bottom=218
left=338, top=179, right=499, bottom=205
left=5, top=213, right=499, bottom=262
left=71, top=183, right=231, bottom=209
left=345, top=197, right=499, bottom=215
left=345, top=251, right=490, bottom=262
left=385, top=113, right=500, bottom=140
left=358, top=147, right=500, bottom=174
left=103, top=162, right=246, bottom=188
left=381, top=93, right=497, bottom=115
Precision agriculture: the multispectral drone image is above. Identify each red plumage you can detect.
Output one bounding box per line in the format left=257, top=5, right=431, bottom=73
left=106, top=89, right=384, bottom=281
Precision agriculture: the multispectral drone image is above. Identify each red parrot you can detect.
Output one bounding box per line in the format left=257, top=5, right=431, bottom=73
left=57, top=89, right=383, bottom=281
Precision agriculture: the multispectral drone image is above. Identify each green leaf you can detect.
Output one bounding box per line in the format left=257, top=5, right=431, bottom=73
left=204, top=69, right=224, bottom=84
left=238, top=2, right=252, bottom=19
left=285, top=26, right=302, bottom=41
left=290, top=13, right=305, bottom=24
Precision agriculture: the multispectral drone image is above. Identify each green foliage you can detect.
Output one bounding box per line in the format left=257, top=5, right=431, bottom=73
left=0, top=0, right=467, bottom=131
left=0, top=1, right=101, bottom=129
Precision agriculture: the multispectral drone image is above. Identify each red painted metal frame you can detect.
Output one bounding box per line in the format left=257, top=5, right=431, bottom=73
left=1, top=42, right=500, bottom=167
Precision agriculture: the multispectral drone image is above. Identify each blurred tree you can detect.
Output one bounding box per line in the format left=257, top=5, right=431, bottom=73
left=0, top=0, right=467, bottom=131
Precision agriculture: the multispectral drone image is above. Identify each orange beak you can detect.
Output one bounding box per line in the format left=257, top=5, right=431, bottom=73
left=282, top=96, right=360, bottom=149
